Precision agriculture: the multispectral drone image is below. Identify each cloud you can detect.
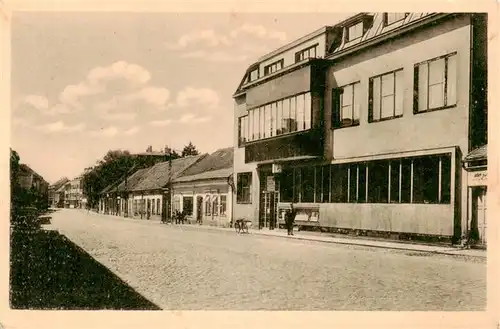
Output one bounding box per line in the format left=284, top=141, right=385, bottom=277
left=23, top=95, right=48, bottom=111
left=150, top=119, right=172, bottom=127
left=89, top=126, right=119, bottom=138
left=124, top=87, right=170, bottom=106
left=181, top=50, right=248, bottom=62
left=87, top=61, right=151, bottom=87
left=37, top=121, right=86, bottom=134
left=123, top=126, right=140, bottom=136
left=167, top=24, right=287, bottom=62
left=174, top=87, right=220, bottom=110
left=178, top=114, right=212, bottom=124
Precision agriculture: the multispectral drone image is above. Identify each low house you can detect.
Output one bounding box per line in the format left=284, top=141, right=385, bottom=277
left=126, top=155, right=206, bottom=221
left=171, top=147, right=234, bottom=227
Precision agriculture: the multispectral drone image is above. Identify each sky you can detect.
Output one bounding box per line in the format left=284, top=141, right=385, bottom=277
left=10, top=11, right=351, bottom=184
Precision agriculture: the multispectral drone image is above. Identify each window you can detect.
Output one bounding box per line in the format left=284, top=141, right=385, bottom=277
left=348, top=163, right=367, bottom=203
left=264, top=104, right=271, bottom=139
left=276, top=100, right=283, bottom=135
left=321, top=165, right=331, bottom=203
left=314, top=167, right=322, bottom=203
left=248, top=68, right=259, bottom=82
left=368, top=160, right=389, bottom=203
left=414, top=53, right=457, bottom=113
left=331, top=165, right=348, bottom=203
left=301, top=167, right=315, bottom=203
left=304, top=93, right=312, bottom=130
left=264, top=59, right=284, bottom=75
left=369, top=70, right=404, bottom=122
left=157, top=199, right=161, bottom=215
left=389, top=160, right=401, bottom=203
left=220, top=195, right=227, bottom=216
left=290, top=97, right=297, bottom=132
left=295, top=44, right=318, bottom=62
left=296, top=94, right=305, bottom=131
left=270, top=103, right=277, bottom=137
left=333, top=82, right=360, bottom=128
left=152, top=200, right=155, bottom=215
left=212, top=195, right=218, bottom=216
left=259, top=106, right=265, bottom=140
left=183, top=196, right=193, bottom=216
left=384, top=13, right=408, bottom=26
left=205, top=195, right=211, bottom=215
left=347, top=22, right=363, bottom=41
left=280, top=168, right=294, bottom=202
left=237, top=172, right=252, bottom=203
left=238, top=116, right=248, bottom=145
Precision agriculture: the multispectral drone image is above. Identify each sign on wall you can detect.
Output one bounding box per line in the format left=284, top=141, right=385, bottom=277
left=266, top=176, right=276, bottom=192
left=468, top=170, right=487, bottom=187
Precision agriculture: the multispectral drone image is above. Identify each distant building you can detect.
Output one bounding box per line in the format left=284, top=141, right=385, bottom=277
left=49, top=177, right=69, bottom=208
left=64, top=176, right=84, bottom=209
left=18, top=164, right=49, bottom=196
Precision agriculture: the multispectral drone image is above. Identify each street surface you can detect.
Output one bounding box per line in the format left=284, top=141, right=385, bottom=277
left=49, top=209, right=486, bottom=311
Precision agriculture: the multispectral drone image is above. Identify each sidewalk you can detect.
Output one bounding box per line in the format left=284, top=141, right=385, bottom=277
left=82, top=209, right=486, bottom=259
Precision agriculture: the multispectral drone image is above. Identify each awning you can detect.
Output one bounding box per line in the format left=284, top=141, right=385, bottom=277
left=464, top=144, right=487, bottom=163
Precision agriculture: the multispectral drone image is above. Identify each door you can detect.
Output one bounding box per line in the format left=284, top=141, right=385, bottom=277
left=476, top=187, right=487, bottom=244
left=196, top=196, right=203, bottom=222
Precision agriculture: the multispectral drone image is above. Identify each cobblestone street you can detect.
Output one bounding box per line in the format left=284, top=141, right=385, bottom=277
left=49, top=209, right=486, bottom=311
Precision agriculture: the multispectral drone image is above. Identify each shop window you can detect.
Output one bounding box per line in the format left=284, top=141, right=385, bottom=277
left=212, top=196, right=219, bottom=216
left=368, top=160, right=389, bottom=203
left=152, top=200, right=155, bottom=214
left=331, top=164, right=348, bottom=203
left=237, top=172, right=252, bottom=203
left=389, top=160, right=401, bottom=203
left=412, top=156, right=440, bottom=204
left=440, top=155, right=452, bottom=203
left=401, top=158, right=412, bottom=203
left=205, top=195, right=211, bottom=215
left=321, top=165, right=331, bottom=203
left=280, top=168, right=294, bottom=203
left=293, top=168, right=301, bottom=203
left=358, top=163, right=367, bottom=203
left=183, top=196, right=193, bottom=216
left=414, top=53, right=457, bottom=113
left=157, top=199, right=161, bottom=215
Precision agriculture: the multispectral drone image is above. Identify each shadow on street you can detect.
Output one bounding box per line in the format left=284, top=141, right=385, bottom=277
left=10, top=228, right=161, bottom=310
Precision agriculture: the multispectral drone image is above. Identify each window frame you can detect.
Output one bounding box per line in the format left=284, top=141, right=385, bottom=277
left=413, top=52, right=458, bottom=114
left=369, top=69, right=404, bottom=123
left=236, top=172, right=252, bottom=204
left=295, top=44, right=319, bottom=63
left=346, top=21, right=364, bottom=42
left=247, top=68, right=259, bottom=83
left=384, top=13, right=408, bottom=26
left=264, top=59, right=284, bottom=76
left=332, top=81, right=361, bottom=129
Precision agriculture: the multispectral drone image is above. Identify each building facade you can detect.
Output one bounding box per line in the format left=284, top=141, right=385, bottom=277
left=233, top=13, right=487, bottom=244
left=171, top=147, right=234, bottom=227
left=64, top=177, right=84, bottom=208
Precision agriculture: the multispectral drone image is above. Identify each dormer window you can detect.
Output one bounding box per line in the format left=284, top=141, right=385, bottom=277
left=247, top=68, right=259, bottom=83
left=346, top=22, right=363, bottom=42
left=384, top=13, right=408, bottom=26
left=264, top=59, right=284, bottom=76
left=295, top=44, right=318, bottom=62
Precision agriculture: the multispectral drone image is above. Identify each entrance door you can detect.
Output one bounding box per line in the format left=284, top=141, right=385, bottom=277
left=196, top=196, right=203, bottom=223
left=260, top=191, right=278, bottom=230
left=475, top=187, right=487, bottom=244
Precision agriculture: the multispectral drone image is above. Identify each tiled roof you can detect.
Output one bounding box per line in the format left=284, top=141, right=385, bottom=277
left=130, top=155, right=206, bottom=192
left=464, top=144, right=487, bottom=162
left=114, top=168, right=152, bottom=192
left=178, top=147, right=233, bottom=178
left=173, top=167, right=233, bottom=183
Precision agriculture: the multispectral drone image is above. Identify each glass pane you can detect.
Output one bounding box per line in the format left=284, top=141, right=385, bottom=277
left=348, top=165, right=357, bottom=203
left=418, top=63, right=429, bottom=112
left=280, top=168, right=294, bottom=202
left=276, top=100, right=283, bottom=135
left=342, top=105, right=353, bottom=123
left=342, top=85, right=353, bottom=106
left=304, top=92, right=312, bottom=130
left=358, top=164, right=367, bottom=203
left=381, top=95, right=394, bottom=118
left=401, top=159, right=411, bottom=203
left=331, top=165, right=348, bottom=203
left=441, top=155, right=451, bottom=204
left=368, top=160, right=389, bottom=203
left=264, top=104, right=271, bottom=138
left=259, top=106, right=265, bottom=139
left=395, top=70, right=404, bottom=116
left=249, top=110, right=254, bottom=141
left=296, top=94, right=305, bottom=131
left=428, top=83, right=445, bottom=109
left=413, top=155, right=440, bottom=204
left=446, top=55, right=457, bottom=106
left=429, top=58, right=445, bottom=85
left=282, top=98, right=290, bottom=133
left=322, top=165, right=330, bottom=202
left=389, top=160, right=400, bottom=203
left=301, top=167, right=315, bottom=203
left=314, top=167, right=322, bottom=203
left=293, top=168, right=301, bottom=203
left=372, top=77, right=381, bottom=121
left=270, top=103, right=276, bottom=137
left=381, top=73, right=394, bottom=97
left=353, top=82, right=361, bottom=121
left=290, top=97, right=297, bottom=132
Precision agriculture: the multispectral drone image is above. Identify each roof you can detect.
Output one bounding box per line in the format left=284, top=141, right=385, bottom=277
left=113, top=168, right=152, bottom=192
left=130, top=155, right=206, bottom=192
left=173, top=167, right=233, bottom=183
left=178, top=147, right=233, bottom=178
left=464, top=145, right=487, bottom=162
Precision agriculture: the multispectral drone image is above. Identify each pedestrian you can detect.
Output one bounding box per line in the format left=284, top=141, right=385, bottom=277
left=286, top=203, right=296, bottom=236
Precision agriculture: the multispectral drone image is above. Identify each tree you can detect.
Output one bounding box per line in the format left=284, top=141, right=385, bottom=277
left=181, top=141, right=199, bottom=157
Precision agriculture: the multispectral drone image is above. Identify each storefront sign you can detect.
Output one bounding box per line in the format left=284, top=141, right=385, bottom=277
left=266, top=176, right=276, bottom=192
left=272, top=163, right=282, bottom=174
left=468, top=170, right=487, bottom=187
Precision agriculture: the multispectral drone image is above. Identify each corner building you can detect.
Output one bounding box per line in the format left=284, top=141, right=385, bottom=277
left=232, top=13, right=487, bottom=243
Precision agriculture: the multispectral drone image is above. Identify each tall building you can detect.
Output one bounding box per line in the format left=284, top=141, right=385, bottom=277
left=232, top=13, right=487, bottom=244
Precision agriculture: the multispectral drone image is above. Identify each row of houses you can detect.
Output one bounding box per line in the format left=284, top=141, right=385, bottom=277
left=97, top=147, right=234, bottom=227
left=18, top=163, right=49, bottom=198
left=232, top=12, right=488, bottom=246
left=49, top=176, right=87, bottom=209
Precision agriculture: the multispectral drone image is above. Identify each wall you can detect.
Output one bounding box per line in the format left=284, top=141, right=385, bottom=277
left=325, top=15, right=471, bottom=160
left=319, top=203, right=454, bottom=236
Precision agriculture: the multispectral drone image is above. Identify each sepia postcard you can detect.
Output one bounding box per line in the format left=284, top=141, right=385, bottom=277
left=1, top=0, right=499, bottom=328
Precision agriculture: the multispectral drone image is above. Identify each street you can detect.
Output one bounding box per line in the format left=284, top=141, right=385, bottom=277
left=49, top=209, right=486, bottom=311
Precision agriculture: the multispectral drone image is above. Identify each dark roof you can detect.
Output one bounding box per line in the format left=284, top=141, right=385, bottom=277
left=130, top=155, right=206, bottom=192
left=464, top=144, right=487, bottom=162
left=100, top=180, right=121, bottom=195
left=113, top=168, right=152, bottom=192
left=174, top=167, right=233, bottom=183
left=178, top=147, right=233, bottom=178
